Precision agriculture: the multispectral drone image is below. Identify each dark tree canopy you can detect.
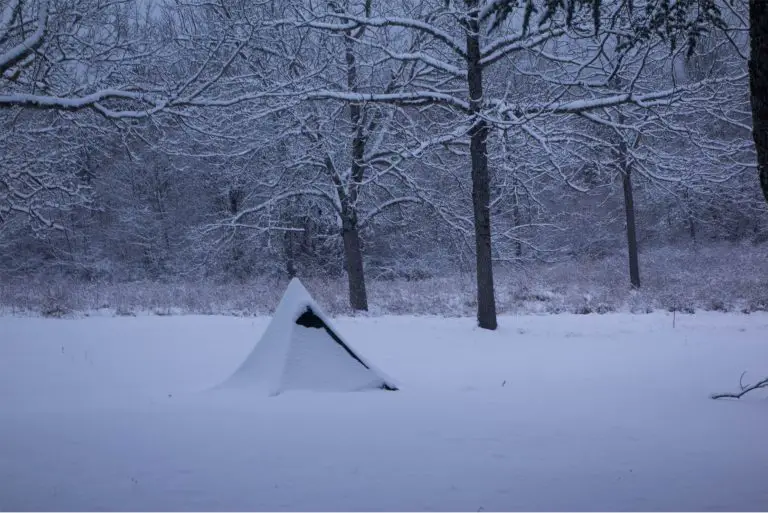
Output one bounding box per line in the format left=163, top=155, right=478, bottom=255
left=487, top=0, right=767, bottom=204
left=488, top=0, right=728, bottom=52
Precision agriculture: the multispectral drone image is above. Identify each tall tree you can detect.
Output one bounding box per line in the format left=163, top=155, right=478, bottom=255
left=298, top=0, right=729, bottom=328
left=487, top=0, right=767, bottom=203
left=749, top=0, right=768, bottom=204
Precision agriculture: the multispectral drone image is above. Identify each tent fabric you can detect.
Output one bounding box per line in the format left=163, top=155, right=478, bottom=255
left=220, top=278, right=398, bottom=395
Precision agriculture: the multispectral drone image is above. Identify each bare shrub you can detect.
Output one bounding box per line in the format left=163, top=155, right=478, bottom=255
left=1, top=243, right=766, bottom=318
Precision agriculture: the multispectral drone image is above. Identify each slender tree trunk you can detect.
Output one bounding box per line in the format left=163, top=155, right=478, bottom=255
left=681, top=189, right=697, bottom=244
left=342, top=28, right=369, bottom=312
left=615, top=108, right=640, bottom=289
left=749, top=0, right=768, bottom=204
left=688, top=215, right=697, bottom=243
left=622, top=167, right=640, bottom=289
left=284, top=229, right=296, bottom=279
left=227, top=187, right=246, bottom=280
left=466, top=3, right=497, bottom=330
left=513, top=189, right=523, bottom=258
left=342, top=215, right=368, bottom=311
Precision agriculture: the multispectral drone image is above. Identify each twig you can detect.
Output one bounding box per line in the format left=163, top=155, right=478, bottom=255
left=711, top=372, right=768, bottom=399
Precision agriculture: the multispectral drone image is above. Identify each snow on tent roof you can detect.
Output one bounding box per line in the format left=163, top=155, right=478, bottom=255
left=219, top=278, right=398, bottom=396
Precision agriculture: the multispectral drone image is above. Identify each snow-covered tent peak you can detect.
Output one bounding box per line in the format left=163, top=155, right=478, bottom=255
left=266, top=277, right=319, bottom=332
left=218, top=278, right=398, bottom=396
left=280, top=277, right=314, bottom=315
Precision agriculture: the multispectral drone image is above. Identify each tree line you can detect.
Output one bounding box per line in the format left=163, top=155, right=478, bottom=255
left=1, top=0, right=766, bottom=329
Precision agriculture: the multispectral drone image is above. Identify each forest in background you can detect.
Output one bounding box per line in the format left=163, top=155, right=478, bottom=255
left=1, top=0, right=767, bottom=320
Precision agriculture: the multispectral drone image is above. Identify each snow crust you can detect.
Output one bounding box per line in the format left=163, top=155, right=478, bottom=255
left=1, top=312, right=768, bottom=511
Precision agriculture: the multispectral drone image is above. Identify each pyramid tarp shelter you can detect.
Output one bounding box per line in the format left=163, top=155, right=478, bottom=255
left=220, top=278, right=398, bottom=395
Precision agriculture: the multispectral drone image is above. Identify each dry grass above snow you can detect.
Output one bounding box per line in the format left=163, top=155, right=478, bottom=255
left=1, top=243, right=766, bottom=318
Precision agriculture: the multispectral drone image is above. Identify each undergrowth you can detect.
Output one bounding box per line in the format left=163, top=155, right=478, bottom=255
left=1, top=243, right=766, bottom=318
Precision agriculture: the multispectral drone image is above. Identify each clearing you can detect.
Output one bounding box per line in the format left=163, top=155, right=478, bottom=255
left=1, top=312, right=767, bottom=511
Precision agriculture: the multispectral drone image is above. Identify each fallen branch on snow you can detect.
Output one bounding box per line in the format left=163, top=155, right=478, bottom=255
left=711, top=371, right=768, bottom=399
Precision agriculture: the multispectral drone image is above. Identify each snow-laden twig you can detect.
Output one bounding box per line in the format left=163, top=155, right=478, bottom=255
left=711, top=372, right=768, bottom=400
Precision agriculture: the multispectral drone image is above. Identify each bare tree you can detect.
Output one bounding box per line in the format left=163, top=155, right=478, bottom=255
left=2, top=0, right=764, bottom=319
left=288, top=0, right=744, bottom=328
left=748, top=0, right=768, bottom=204
left=0, top=0, right=173, bottom=114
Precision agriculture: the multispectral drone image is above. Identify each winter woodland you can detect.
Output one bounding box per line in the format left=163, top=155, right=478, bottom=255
left=3, top=2, right=768, bottom=507
left=1, top=0, right=766, bottom=325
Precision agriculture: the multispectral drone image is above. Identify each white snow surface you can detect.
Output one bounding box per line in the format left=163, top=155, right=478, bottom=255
left=1, top=311, right=768, bottom=511
left=220, top=278, right=396, bottom=394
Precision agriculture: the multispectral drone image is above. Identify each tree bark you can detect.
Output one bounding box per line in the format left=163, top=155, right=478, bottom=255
left=466, top=3, right=497, bottom=330
left=749, top=0, right=768, bottom=205
left=622, top=168, right=640, bottom=289
left=513, top=187, right=523, bottom=258
left=617, top=117, right=640, bottom=289
left=284, top=229, right=297, bottom=279
left=342, top=28, right=369, bottom=312
left=681, top=189, right=697, bottom=244
left=342, top=215, right=368, bottom=311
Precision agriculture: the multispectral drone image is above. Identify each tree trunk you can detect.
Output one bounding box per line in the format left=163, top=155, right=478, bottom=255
left=622, top=168, right=640, bottom=289
left=513, top=189, right=523, bottom=258
left=284, top=229, right=296, bottom=279
left=466, top=3, right=497, bottom=330
left=227, top=187, right=246, bottom=280
left=616, top=108, right=640, bottom=289
left=342, top=27, right=369, bottom=312
left=749, top=0, right=768, bottom=204
left=342, top=216, right=368, bottom=311
left=688, top=215, right=697, bottom=244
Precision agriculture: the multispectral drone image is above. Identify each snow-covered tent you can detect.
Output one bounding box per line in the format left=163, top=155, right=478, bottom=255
left=220, top=278, right=398, bottom=395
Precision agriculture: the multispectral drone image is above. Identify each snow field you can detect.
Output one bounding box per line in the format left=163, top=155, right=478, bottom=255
left=1, top=312, right=767, bottom=511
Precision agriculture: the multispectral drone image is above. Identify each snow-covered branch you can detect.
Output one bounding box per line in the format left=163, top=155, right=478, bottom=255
left=0, top=0, right=47, bottom=74
left=305, top=90, right=470, bottom=112
left=711, top=372, right=768, bottom=399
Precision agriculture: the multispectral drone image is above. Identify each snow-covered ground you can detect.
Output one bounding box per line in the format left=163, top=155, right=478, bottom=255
left=1, top=312, right=767, bottom=511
